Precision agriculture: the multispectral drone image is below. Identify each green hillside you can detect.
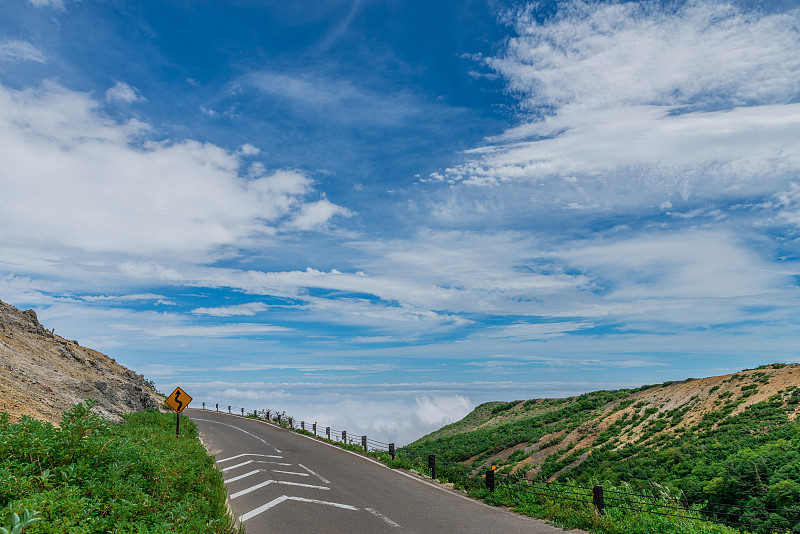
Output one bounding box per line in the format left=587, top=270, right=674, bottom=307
left=401, top=364, right=800, bottom=532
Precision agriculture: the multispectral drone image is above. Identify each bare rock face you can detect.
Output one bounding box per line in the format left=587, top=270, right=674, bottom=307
left=0, top=299, right=163, bottom=424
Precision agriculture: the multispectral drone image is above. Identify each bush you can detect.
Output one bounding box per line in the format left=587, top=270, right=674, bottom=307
left=0, top=402, right=238, bottom=533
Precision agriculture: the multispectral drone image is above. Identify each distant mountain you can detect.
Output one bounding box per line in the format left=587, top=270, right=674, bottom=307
left=0, top=299, right=161, bottom=423
left=403, top=364, right=800, bottom=512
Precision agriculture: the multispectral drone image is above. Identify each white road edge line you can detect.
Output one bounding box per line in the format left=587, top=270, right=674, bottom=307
left=298, top=463, right=330, bottom=484
left=225, top=469, right=260, bottom=483
left=365, top=507, right=402, bottom=528
left=240, top=496, right=358, bottom=522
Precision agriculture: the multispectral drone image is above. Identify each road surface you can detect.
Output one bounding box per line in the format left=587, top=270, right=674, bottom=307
left=187, top=409, right=585, bottom=534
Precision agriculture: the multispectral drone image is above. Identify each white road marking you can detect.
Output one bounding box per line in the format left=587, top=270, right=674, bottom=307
left=225, top=469, right=260, bottom=483
left=365, top=507, right=402, bottom=528
left=192, top=417, right=282, bottom=453
left=240, top=496, right=358, bottom=522
left=277, top=480, right=330, bottom=490
left=230, top=480, right=331, bottom=499
left=217, top=453, right=283, bottom=463
left=298, top=463, right=330, bottom=484
left=222, top=460, right=254, bottom=472
left=231, top=480, right=273, bottom=498
left=256, top=461, right=292, bottom=466
left=272, top=470, right=309, bottom=477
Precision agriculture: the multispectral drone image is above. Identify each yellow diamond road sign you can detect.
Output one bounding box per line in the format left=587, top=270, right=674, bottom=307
left=166, top=387, right=192, bottom=413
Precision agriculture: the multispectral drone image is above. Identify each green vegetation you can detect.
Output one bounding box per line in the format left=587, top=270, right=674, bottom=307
left=397, top=364, right=800, bottom=533
left=0, top=402, right=237, bottom=533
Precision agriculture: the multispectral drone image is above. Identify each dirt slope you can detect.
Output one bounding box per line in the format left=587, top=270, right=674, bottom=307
left=0, top=298, right=162, bottom=424
left=408, top=364, right=800, bottom=479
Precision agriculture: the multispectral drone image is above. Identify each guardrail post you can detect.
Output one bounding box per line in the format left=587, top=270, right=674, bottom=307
left=362, top=435, right=367, bottom=450
left=389, top=443, right=395, bottom=460
left=486, top=469, right=495, bottom=492
left=326, top=427, right=330, bottom=439
left=342, top=430, right=347, bottom=443
left=428, top=454, right=436, bottom=480
left=593, top=485, right=604, bottom=515
left=313, top=423, right=317, bottom=436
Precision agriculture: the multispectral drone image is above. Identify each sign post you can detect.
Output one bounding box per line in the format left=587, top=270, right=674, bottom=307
left=166, top=387, right=192, bottom=437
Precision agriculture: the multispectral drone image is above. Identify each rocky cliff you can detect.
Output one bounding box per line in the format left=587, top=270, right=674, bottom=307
left=0, top=298, right=162, bottom=423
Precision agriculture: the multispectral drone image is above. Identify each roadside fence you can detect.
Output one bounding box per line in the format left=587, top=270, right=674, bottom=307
left=196, top=401, right=800, bottom=533
left=197, top=401, right=397, bottom=460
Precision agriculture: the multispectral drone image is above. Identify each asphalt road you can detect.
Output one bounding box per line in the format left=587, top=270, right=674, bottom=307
left=187, top=409, right=585, bottom=534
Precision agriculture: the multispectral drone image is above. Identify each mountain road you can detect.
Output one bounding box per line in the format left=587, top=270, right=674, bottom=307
left=188, top=409, right=586, bottom=534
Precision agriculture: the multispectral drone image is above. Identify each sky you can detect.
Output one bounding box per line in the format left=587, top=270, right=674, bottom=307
left=2, top=0, right=800, bottom=445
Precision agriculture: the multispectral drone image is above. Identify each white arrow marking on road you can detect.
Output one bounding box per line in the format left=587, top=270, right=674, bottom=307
left=240, top=495, right=358, bottom=522
left=217, top=453, right=283, bottom=463
left=225, top=469, right=260, bottom=483
left=221, top=460, right=254, bottom=472
left=272, top=470, right=309, bottom=477
left=230, top=480, right=331, bottom=499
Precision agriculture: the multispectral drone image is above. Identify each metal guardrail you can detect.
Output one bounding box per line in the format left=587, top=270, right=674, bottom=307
left=196, top=402, right=397, bottom=459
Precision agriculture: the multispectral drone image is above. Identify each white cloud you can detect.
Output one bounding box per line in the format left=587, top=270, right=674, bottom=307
left=287, top=197, right=354, bottom=231
left=479, top=321, right=594, bottom=341
left=27, top=0, right=64, bottom=9
left=553, top=230, right=784, bottom=300
left=492, top=1, right=800, bottom=113
left=443, top=1, right=800, bottom=211
left=191, top=302, right=269, bottom=317
left=414, top=395, right=472, bottom=428
left=105, top=81, right=144, bottom=103
left=0, top=81, right=351, bottom=261
left=114, top=322, right=290, bottom=338
left=0, top=41, right=46, bottom=63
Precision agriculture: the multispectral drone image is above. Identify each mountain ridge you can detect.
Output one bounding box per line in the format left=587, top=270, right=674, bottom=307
left=407, top=364, right=800, bottom=482
left=0, top=298, right=162, bottom=423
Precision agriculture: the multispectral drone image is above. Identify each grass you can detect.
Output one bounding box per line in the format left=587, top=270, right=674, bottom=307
left=0, top=401, right=238, bottom=533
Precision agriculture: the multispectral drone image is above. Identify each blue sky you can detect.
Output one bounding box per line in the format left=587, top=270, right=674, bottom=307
left=2, top=0, right=800, bottom=444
